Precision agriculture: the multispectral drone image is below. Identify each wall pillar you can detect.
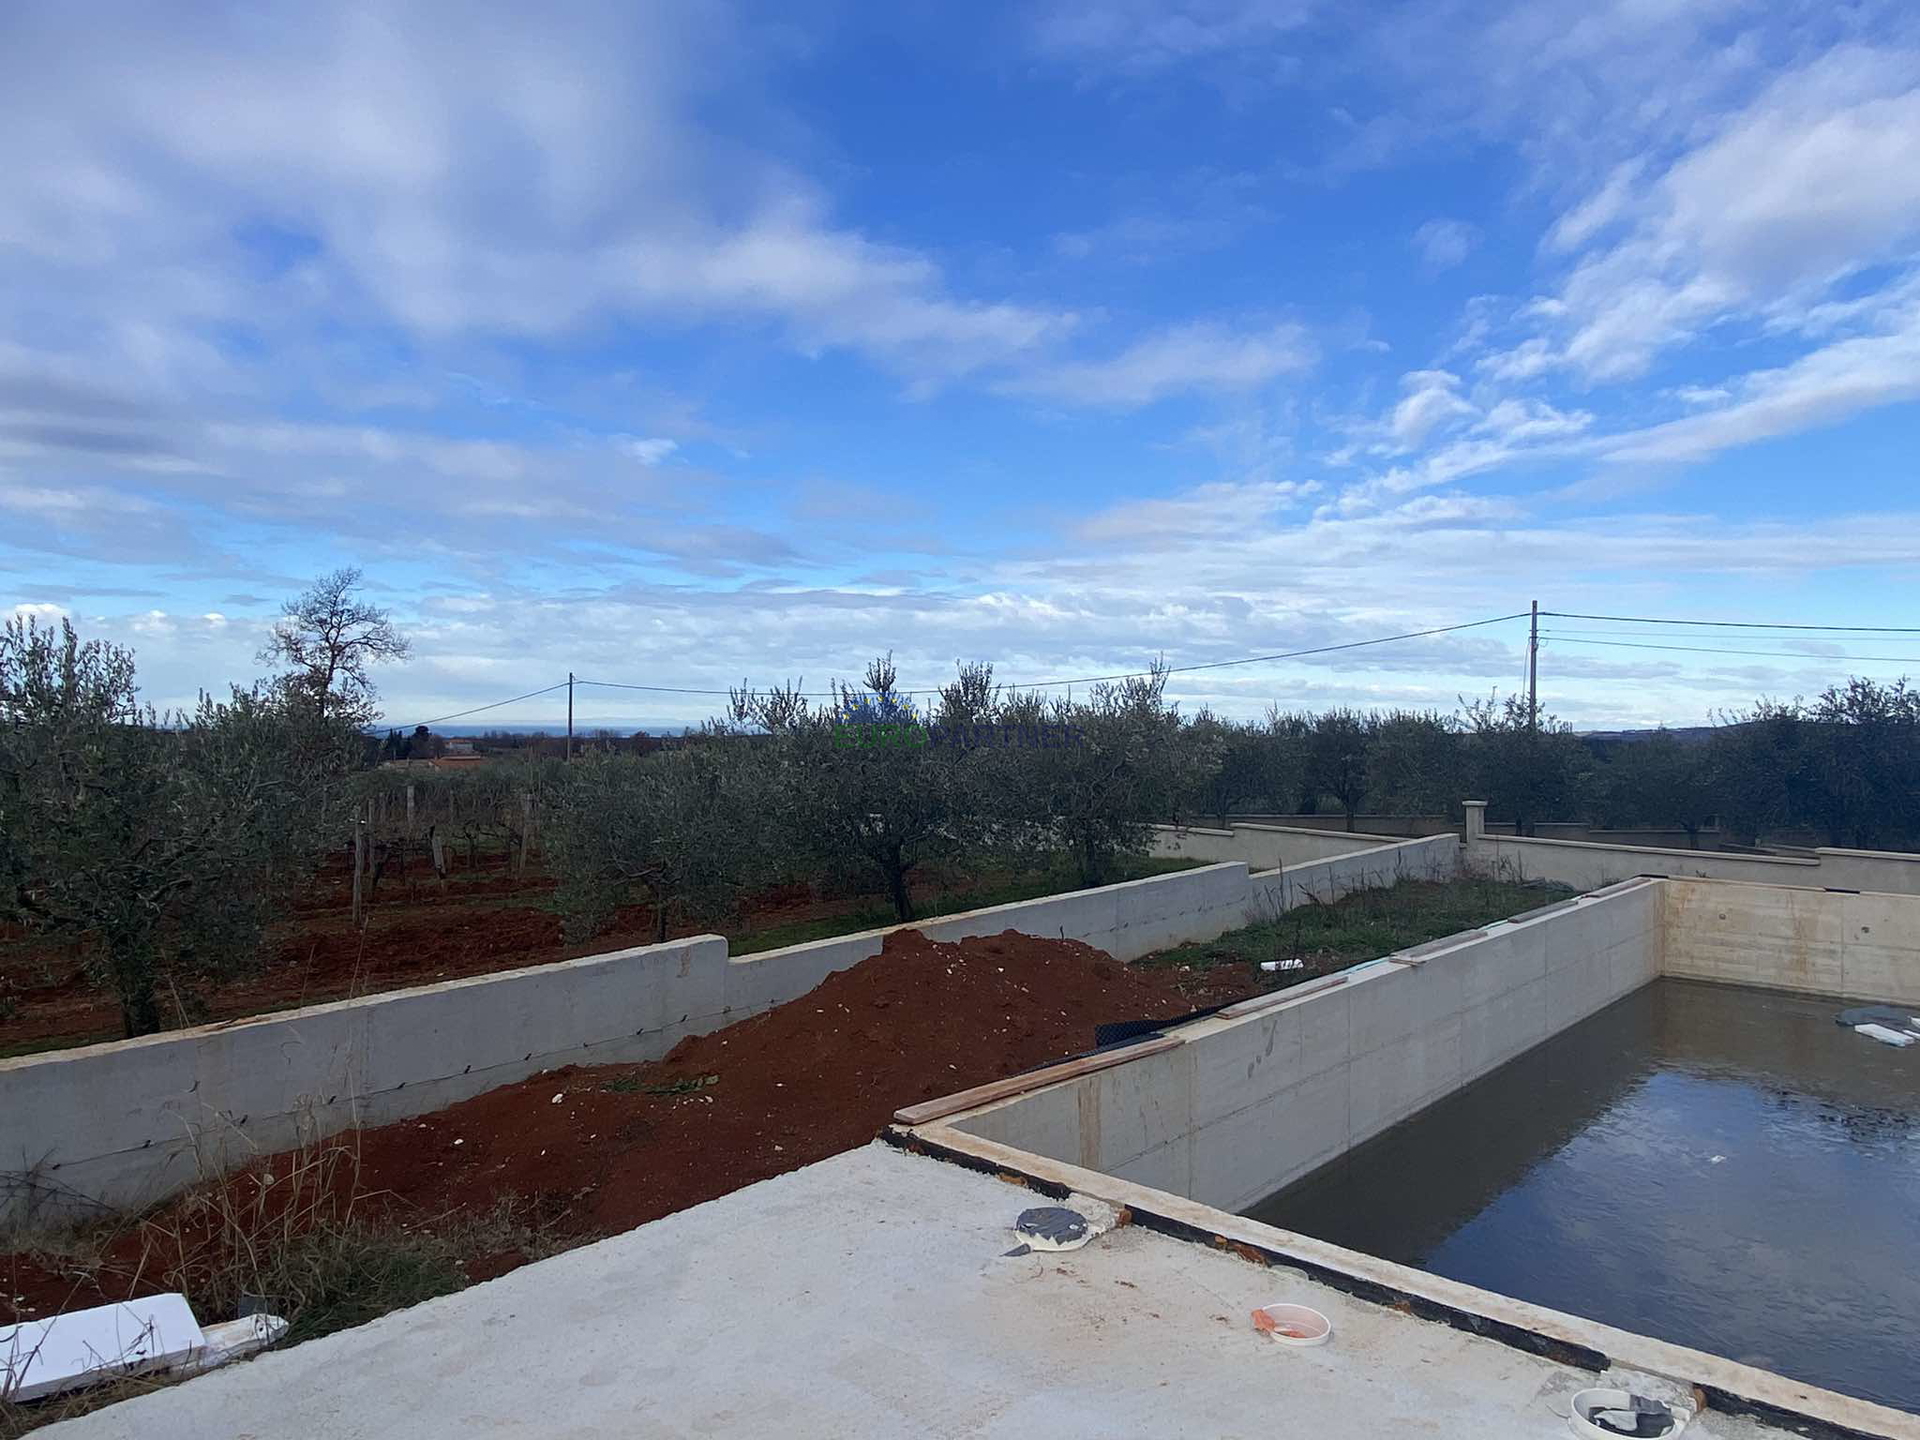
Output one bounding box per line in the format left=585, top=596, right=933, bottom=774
left=1462, top=800, right=1487, bottom=845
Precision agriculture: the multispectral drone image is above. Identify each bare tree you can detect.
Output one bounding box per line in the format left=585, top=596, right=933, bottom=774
left=260, top=567, right=410, bottom=727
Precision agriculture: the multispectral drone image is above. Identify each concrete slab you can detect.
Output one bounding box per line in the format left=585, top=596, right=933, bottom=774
left=33, top=1144, right=1812, bottom=1440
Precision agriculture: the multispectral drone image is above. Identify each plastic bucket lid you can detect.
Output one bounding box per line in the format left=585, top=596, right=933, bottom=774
left=1251, top=1303, right=1331, bottom=1347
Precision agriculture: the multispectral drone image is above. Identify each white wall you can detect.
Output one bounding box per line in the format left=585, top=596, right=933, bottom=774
left=947, top=878, right=1663, bottom=1212
left=1663, top=878, right=1920, bottom=1004
left=1152, top=822, right=1402, bottom=868
left=1461, top=802, right=1920, bottom=895
left=1, top=935, right=726, bottom=1223
left=1248, top=833, right=1460, bottom=912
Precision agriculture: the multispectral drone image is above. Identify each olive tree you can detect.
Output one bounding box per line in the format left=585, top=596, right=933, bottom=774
left=1181, top=710, right=1272, bottom=828
left=2, top=617, right=354, bottom=1036
left=546, top=743, right=764, bottom=943
left=1461, top=692, right=1591, bottom=837
left=1001, top=662, right=1204, bottom=887
left=1599, top=730, right=1717, bottom=846
left=733, top=656, right=985, bottom=922
left=1365, top=710, right=1463, bottom=818
left=1307, top=708, right=1375, bottom=831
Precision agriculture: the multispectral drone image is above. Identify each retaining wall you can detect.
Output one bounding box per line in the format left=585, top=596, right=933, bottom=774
left=1228, top=814, right=1732, bottom=849
left=945, top=878, right=1665, bottom=1213
left=1663, top=878, right=1920, bottom=1005
left=1151, top=823, right=1395, bottom=868
left=1249, top=833, right=1460, bottom=911
left=1461, top=802, right=1920, bottom=895
left=13, top=844, right=1445, bottom=1223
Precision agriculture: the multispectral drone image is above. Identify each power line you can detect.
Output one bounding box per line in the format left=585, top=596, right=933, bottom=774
left=1542, top=610, right=1920, bottom=635
left=394, top=681, right=571, bottom=731
left=1542, top=635, right=1920, bottom=665
left=573, top=611, right=1533, bottom=701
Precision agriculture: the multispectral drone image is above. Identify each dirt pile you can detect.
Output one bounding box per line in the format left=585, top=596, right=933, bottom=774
left=343, top=926, right=1196, bottom=1238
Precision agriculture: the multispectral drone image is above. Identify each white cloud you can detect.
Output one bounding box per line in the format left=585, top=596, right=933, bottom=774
left=1544, top=160, right=1641, bottom=254
left=1412, top=219, right=1478, bottom=271
left=1599, top=302, right=1920, bottom=465
left=1530, top=44, right=1920, bottom=381
left=1475, top=397, right=1592, bottom=444
left=1388, top=370, right=1477, bottom=448
left=1009, top=322, right=1314, bottom=407
left=617, top=436, right=679, bottom=466
left=0, top=5, right=1072, bottom=388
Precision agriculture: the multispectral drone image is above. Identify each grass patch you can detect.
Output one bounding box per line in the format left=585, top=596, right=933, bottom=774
left=600, top=1072, right=718, bottom=1097
left=729, top=854, right=1199, bottom=956
left=1139, top=877, right=1574, bottom=979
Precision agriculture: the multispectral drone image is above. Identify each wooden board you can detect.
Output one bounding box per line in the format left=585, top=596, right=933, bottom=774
left=893, top=1034, right=1184, bottom=1127
left=1215, top=973, right=1349, bottom=1019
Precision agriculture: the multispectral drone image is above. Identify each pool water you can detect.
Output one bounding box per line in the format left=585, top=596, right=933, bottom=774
left=1243, top=979, right=1920, bottom=1414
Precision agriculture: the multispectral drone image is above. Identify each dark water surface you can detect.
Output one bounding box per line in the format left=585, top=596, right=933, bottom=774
left=1244, top=979, right=1920, bottom=1414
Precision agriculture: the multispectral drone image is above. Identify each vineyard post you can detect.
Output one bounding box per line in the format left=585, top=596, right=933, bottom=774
left=351, top=803, right=366, bottom=926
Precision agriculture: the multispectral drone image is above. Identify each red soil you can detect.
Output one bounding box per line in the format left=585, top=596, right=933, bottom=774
left=3, top=927, right=1258, bottom=1325
left=0, top=855, right=972, bottom=1053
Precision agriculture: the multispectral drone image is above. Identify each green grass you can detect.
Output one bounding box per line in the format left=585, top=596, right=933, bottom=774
left=727, top=855, right=1200, bottom=956
left=1137, top=877, right=1574, bottom=974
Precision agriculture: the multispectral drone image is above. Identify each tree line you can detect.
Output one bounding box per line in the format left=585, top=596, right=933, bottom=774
left=6, top=570, right=1917, bottom=1040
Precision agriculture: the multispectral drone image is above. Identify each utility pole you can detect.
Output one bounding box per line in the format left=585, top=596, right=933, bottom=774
left=566, top=671, right=575, bottom=761
left=1527, top=600, right=1539, bottom=731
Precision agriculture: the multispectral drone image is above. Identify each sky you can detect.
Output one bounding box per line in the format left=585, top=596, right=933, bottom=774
left=5, top=0, right=1920, bottom=733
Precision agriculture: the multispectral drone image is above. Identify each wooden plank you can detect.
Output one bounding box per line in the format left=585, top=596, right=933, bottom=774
left=1216, top=973, right=1349, bottom=1019
left=893, top=1034, right=1183, bottom=1127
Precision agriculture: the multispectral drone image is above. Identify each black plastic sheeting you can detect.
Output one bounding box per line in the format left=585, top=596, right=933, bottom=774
left=1836, top=1004, right=1918, bottom=1028
left=1093, top=1002, right=1231, bottom=1050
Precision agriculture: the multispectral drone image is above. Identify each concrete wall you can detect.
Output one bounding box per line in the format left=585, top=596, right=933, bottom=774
left=1229, top=813, right=1733, bottom=849
left=1664, top=878, right=1920, bottom=1005
left=0, top=935, right=728, bottom=1222
left=11, top=848, right=1404, bottom=1223
left=947, top=877, right=1663, bottom=1213
left=1150, top=822, right=1395, bottom=868
left=1248, top=833, right=1460, bottom=912
left=1459, top=801, right=1920, bottom=895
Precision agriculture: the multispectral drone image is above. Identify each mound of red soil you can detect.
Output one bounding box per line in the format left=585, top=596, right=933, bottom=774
left=347, top=926, right=1196, bottom=1237
left=3, top=929, right=1213, bottom=1324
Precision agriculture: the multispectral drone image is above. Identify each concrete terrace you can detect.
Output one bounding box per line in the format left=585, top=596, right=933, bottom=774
left=38, top=1142, right=1817, bottom=1440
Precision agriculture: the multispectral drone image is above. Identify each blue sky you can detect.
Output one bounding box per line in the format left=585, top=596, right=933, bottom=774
left=5, top=0, right=1919, bottom=731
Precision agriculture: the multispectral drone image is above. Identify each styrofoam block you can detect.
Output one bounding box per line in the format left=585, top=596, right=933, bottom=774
left=1, top=1294, right=203, bottom=1402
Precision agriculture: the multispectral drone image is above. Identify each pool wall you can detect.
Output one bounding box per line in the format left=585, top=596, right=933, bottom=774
left=1665, top=878, right=1920, bottom=1005
left=943, top=876, right=1664, bottom=1212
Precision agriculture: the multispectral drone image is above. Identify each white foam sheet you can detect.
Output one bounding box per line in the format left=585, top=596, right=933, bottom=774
left=1, top=1294, right=204, bottom=1403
